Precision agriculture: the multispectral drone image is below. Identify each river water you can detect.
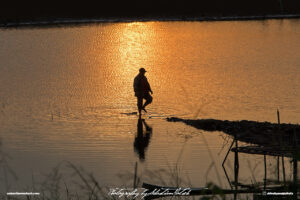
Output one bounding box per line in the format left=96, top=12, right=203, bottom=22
left=0, top=19, right=299, bottom=197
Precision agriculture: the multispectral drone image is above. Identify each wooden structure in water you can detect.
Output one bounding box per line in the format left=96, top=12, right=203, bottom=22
left=160, top=114, right=300, bottom=199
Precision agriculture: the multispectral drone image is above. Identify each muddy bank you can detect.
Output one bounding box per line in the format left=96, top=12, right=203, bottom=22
left=166, top=117, right=300, bottom=147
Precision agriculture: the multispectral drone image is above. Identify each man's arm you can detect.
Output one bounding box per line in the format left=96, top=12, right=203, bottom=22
left=145, top=77, right=153, bottom=94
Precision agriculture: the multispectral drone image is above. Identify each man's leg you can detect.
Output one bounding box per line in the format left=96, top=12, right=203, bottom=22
left=137, top=96, right=143, bottom=115
left=142, top=93, right=153, bottom=111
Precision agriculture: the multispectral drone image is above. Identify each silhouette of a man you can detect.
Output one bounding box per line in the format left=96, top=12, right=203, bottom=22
left=133, top=68, right=153, bottom=115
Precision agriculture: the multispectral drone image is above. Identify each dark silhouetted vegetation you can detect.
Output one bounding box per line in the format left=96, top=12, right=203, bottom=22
left=1, top=0, right=300, bottom=27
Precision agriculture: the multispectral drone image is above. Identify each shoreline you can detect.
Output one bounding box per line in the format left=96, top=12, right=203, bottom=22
left=1, top=14, right=300, bottom=29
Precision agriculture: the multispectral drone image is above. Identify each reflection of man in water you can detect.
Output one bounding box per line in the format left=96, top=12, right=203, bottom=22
left=134, top=118, right=152, bottom=161
left=133, top=68, right=153, bottom=115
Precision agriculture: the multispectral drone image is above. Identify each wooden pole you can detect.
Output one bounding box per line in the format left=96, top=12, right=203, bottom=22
left=277, top=109, right=280, bottom=182
left=277, top=109, right=286, bottom=183
left=264, top=154, right=267, bottom=190
left=234, top=139, right=239, bottom=200
left=277, top=109, right=280, bottom=125
left=293, top=158, right=297, bottom=198
left=282, top=156, right=286, bottom=185
left=134, top=162, right=138, bottom=188
left=277, top=157, right=280, bottom=181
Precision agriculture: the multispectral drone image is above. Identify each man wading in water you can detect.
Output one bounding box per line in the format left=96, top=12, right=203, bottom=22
left=133, top=68, right=153, bottom=116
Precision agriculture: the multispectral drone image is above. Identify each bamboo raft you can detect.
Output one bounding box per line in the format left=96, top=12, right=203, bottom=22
left=231, top=145, right=300, bottom=159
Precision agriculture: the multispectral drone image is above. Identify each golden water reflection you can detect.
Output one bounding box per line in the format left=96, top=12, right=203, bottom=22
left=0, top=20, right=299, bottom=191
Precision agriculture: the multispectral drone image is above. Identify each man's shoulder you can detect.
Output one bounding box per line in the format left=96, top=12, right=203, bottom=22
left=134, top=74, right=140, bottom=81
left=134, top=74, right=142, bottom=85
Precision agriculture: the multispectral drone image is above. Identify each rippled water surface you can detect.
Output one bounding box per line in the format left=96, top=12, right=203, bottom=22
left=0, top=20, right=299, bottom=195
